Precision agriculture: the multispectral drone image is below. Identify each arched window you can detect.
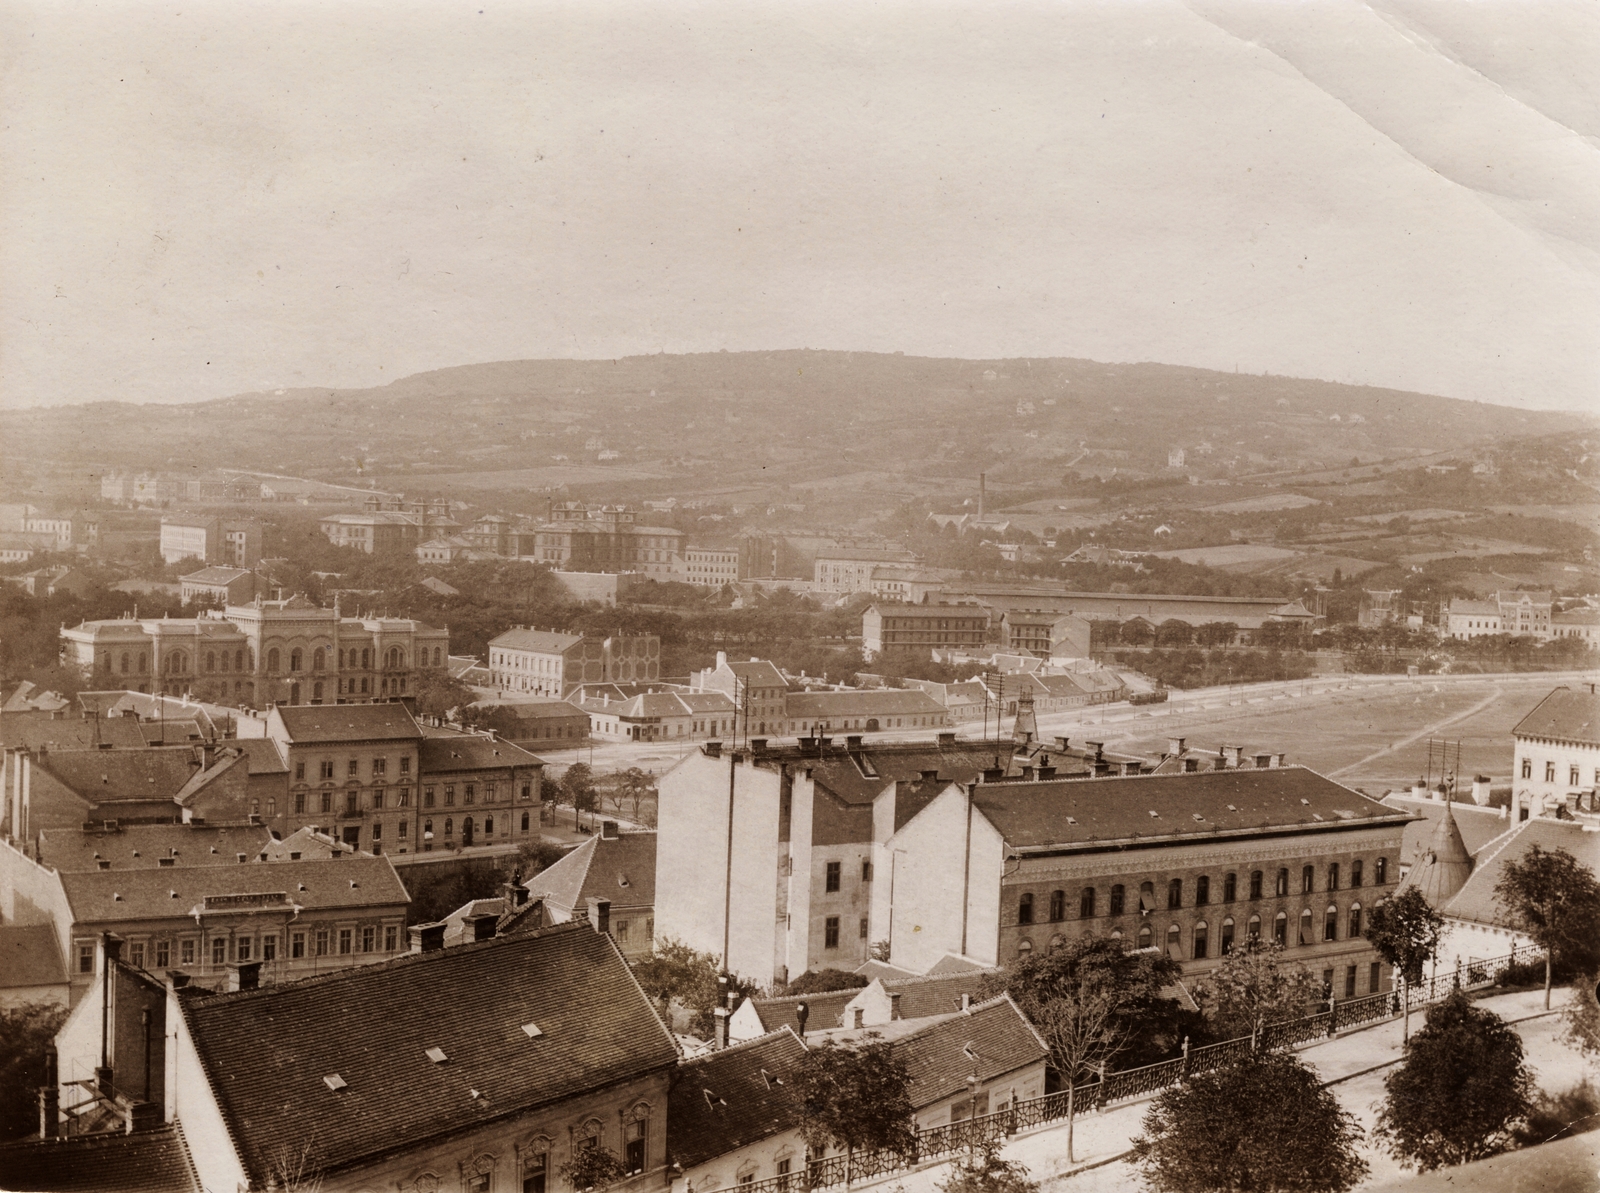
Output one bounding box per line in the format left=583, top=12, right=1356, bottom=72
left=206, top=652, right=215, bottom=672
left=1273, top=911, right=1288, bottom=946
left=1349, top=903, right=1362, bottom=938
left=1195, top=875, right=1209, bottom=906
left=1375, top=857, right=1387, bottom=885
left=219, top=650, right=229, bottom=672
left=444, top=817, right=453, bottom=836
left=266, top=797, right=276, bottom=817
left=1110, top=884, right=1125, bottom=915
left=120, top=653, right=130, bottom=674
left=1167, top=878, right=1183, bottom=909
left=1223, top=872, right=1237, bottom=902
left=1350, top=860, right=1363, bottom=888
left=1018, top=892, right=1034, bottom=925
left=1275, top=868, right=1289, bottom=897
left=1521, top=758, right=1532, bottom=779
left=1299, top=908, right=1313, bottom=946
left=521, top=1140, right=551, bottom=1193
left=1139, top=881, right=1156, bottom=914
left=1220, top=917, right=1235, bottom=954
left=1017, top=939, right=1033, bottom=958
left=289, top=648, right=303, bottom=672
left=313, top=648, right=325, bottom=672
left=1302, top=865, right=1315, bottom=894
left=1324, top=904, right=1338, bottom=941
left=1193, top=921, right=1208, bottom=960
left=361, top=648, right=370, bottom=669
left=1247, top=914, right=1261, bottom=940
left=433, top=647, right=442, bottom=666
left=138, top=652, right=148, bottom=673
left=1110, top=928, right=1123, bottom=941
left=1327, top=863, right=1340, bottom=891
left=386, top=646, right=404, bottom=670
left=1079, top=887, right=1095, bottom=919
left=235, top=650, right=244, bottom=671
left=521, top=811, right=530, bottom=831
left=1137, top=924, right=1152, bottom=949
left=1249, top=871, right=1263, bottom=900
left=1166, top=924, right=1181, bottom=959
left=313, top=681, right=323, bottom=702
left=1049, top=890, right=1066, bottom=922
left=338, top=649, right=346, bottom=669
left=267, top=648, right=280, bottom=674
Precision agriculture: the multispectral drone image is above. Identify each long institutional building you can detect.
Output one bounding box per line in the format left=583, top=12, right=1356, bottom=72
left=657, top=734, right=1408, bottom=999
left=59, top=595, right=450, bottom=706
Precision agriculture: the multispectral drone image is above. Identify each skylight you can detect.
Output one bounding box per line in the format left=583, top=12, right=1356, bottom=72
left=426, top=1047, right=448, bottom=1063
left=323, top=1074, right=347, bottom=1091
left=521, top=1022, right=543, bottom=1038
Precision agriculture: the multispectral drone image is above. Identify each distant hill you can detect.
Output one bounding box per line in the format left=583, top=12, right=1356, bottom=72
left=3, top=351, right=1589, bottom=498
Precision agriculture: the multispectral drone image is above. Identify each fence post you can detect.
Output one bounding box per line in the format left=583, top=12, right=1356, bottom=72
left=1327, top=997, right=1337, bottom=1037
left=1009, top=1091, right=1019, bottom=1135
left=1180, top=1035, right=1191, bottom=1081
left=1251, top=1018, right=1260, bottom=1054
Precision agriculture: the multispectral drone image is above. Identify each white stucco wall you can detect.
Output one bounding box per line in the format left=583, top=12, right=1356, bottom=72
left=886, top=786, right=1005, bottom=973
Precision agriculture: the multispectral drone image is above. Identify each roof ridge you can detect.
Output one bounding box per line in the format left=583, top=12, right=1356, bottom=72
left=682, top=1026, right=804, bottom=1063
left=882, top=992, right=1015, bottom=1044
left=752, top=986, right=862, bottom=1007
left=882, top=968, right=1000, bottom=990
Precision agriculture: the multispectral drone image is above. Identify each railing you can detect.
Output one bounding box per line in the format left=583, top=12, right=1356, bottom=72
left=732, top=947, right=1536, bottom=1192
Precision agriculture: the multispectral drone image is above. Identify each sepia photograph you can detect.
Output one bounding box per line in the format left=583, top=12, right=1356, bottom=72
left=0, top=2, right=1597, bottom=1191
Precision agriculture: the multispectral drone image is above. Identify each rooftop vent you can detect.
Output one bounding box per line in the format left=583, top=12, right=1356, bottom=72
left=1226, top=804, right=1238, bottom=812
left=323, top=1074, right=347, bottom=1091
left=1192, top=813, right=1205, bottom=822
left=159, top=857, right=175, bottom=867
left=98, top=860, right=111, bottom=870
left=1065, top=816, right=1078, bottom=825
left=1300, top=798, right=1310, bottom=805
left=521, top=1022, right=543, bottom=1038
left=426, top=1047, right=448, bottom=1064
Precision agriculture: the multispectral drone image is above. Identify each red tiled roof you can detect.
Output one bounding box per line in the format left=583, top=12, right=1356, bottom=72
left=890, top=995, right=1048, bottom=1109
left=667, top=1030, right=806, bottom=1169
left=179, top=924, right=679, bottom=1185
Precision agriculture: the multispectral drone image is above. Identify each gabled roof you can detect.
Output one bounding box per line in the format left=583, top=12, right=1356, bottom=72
left=1442, top=817, right=1600, bottom=928
left=35, top=746, right=203, bottom=803
left=749, top=739, right=1005, bottom=806
left=524, top=832, right=655, bottom=912
left=0, top=922, right=67, bottom=991
left=746, top=988, right=859, bottom=1035
left=38, top=823, right=274, bottom=871
left=1513, top=686, right=1600, bottom=747
left=890, top=995, right=1049, bottom=1109
left=489, top=699, right=589, bottom=722
left=0, top=1122, right=201, bottom=1193
left=970, top=767, right=1411, bottom=851
left=233, top=737, right=288, bottom=774
left=178, top=925, right=678, bottom=1185
left=668, top=1029, right=807, bottom=1170
left=722, top=658, right=787, bottom=688
left=418, top=732, right=544, bottom=773
left=876, top=969, right=1002, bottom=1021
left=1448, top=598, right=1501, bottom=616
left=269, top=703, right=422, bottom=744
left=58, top=855, right=409, bottom=924
left=0, top=710, right=147, bottom=752
left=489, top=628, right=584, bottom=653
left=179, top=566, right=253, bottom=585
left=419, top=576, right=460, bottom=596
left=173, top=749, right=251, bottom=806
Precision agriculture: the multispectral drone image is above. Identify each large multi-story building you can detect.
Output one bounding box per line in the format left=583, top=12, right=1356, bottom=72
left=1552, top=607, right=1600, bottom=646
left=487, top=628, right=661, bottom=697
left=862, top=603, right=992, bottom=659
left=673, top=547, right=740, bottom=588
left=1512, top=684, right=1600, bottom=821
left=812, top=548, right=921, bottom=595
left=60, top=597, right=449, bottom=706
left=522, top=503, right=684, bottom=578
left=881, top=768, right=1409, bottom=999
left=1445, top=598, right=1502, bottom=640
left=690, top=653, right=789, bottom=739
left=998, top=610, right=1092, bottom=660
left=1495, top=590, right=1554, bottom=640
left=159, top=517, right=262, bottom=567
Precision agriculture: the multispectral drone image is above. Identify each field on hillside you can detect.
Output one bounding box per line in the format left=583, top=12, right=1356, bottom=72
left=1081, top=676, right=1580, bottom=796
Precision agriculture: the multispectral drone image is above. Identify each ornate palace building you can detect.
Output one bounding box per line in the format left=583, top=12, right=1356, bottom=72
left=59, top=595, right=450, bottom=707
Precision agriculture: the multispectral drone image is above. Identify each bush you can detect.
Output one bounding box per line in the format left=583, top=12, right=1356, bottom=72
left=938, top=1144, right=1040, bottom=1193
left=1514, top=1080, right=1600, bottom=1146
left=784, top=968, right=870, bottom=996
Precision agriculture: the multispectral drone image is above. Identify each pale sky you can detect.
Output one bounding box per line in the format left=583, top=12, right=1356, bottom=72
left=2, top=0, right=1598, bottom=412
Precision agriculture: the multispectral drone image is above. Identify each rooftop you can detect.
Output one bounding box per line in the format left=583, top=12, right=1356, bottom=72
left=179, top=924, right=678, bottom=1185
left=1442, top=816, right=1600, bottom=928
left=179, top=566, right=254, bottom=586
left=0, top=922, right=67, bottom=992
left=35, top=746, right=207, bottom=804
left=489, top=627, right=584, bottom=654
left=269, top=703, right=422, bottom=744
left=784, top=689, right=948, bottom=719
left=971, top=766, right=1411, bottom=851
left=742, top=738, right=1010, bottom=806
left=418, top=732, right=544, bottom=773
left=892, top=995, right=1048, bottom=1109
left=0, top=1123, right=201, bottom=1193
left=524, top=831, right=655, bottom=912
left=1513, top=686, right=1600, bottom=747
left=667, top=1029, right=807, bottom=1169
left=38, top=823, right=275, bottom=872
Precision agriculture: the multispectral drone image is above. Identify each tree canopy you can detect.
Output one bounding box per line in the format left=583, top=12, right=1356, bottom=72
left=1193, top=939, right=1322, bottom=1043
left=630, top=937, right=757, bottom=1038
left=1363, top=886, right=1443, bottom=1038
left=795, top=1034, right=917, bottom=1159
left=783, top=968, right=871, bottom=996
left=0, top=1002, right=68, bottom=1141
left=1494, top=843, right=1600, bottom=1009
left=1131, top=1050, right=1369, bottom=1193
left=1375, top=992, right=1534, bottom=1171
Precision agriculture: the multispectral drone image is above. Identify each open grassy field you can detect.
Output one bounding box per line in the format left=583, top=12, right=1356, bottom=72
left=1074, top=675, right=1585, bottom=796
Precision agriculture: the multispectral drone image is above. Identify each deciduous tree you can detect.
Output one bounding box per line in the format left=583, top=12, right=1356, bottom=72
left=0, top=1002, right=67, bottom=1141
left=559, top=762, right=597, bottom=829
left=1375, top=992, right=1534, bottom=1171
left=937, top=1144, right=1040, bottom=1193
left=1193, top=939, right=1322, bottom=1043
left=1494, top=843, right=1600, bottom=1009
left=559, top=1139, right=628, bottom=1192
left=1131, top=1050, right=1368, bottom=1193
left=1363, top=886, right=1443, bottom=1039
left=795, top=1035, right=917, bottom=1167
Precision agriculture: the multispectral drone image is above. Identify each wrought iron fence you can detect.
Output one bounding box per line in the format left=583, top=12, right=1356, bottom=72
left=735, top=947, right=1534, bottom=1191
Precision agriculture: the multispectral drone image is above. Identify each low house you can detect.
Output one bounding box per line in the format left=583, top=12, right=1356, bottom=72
left=667, top=1029, right=808, bottom=1193
left=523, top=822, right=656, bottom=957
left=893, top=995, right=1049, bottom=1128
left=572, top=687, right=737, bottom=744
left=727, top=968, right=999, bottom=1044
left=483, top=698, right=591, bottom=749
left=169, top=921, right=680, bottom=1193
left=782, top=689, right=950, bottom=734
left=178, top=566, right=257, bottom=606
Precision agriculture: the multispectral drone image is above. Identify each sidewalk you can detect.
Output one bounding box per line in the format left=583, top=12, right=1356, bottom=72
left=849, top=987, right=1591, bottom=1193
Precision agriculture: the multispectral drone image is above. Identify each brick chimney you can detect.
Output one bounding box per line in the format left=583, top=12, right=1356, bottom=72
left=468, top=912, right=498, bottom=943
left=410, top=922, right=447, bottom=953
left=600, top=820, right=619, bottom=840
left=714, top=1005, right=731, bottom=1050
left=1222, top=745, right=1244, bottom=769
left=704, top=740, right=722, bottom=758
left=1167, top=737, right=1186, bottom=757
left=937, top=732, right=956, bottom=747
left=586, top=896, right=611, bottom=935
left=226, top=962, right=262, bottom=992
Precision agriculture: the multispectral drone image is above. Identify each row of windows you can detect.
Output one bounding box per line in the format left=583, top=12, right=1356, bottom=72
left=1521, top=758, right=1598, bottom=786
left=293, top=756, right=413, bottom=782
left=1017, top=903, right=1367, bottom=961
left=1015, top=860, right=1388, bottom=925
left=823, top=914, right=871, bottom=948
left=80, top=924, right=403, bottom=973
left=823, top=859, right=873, bottom=892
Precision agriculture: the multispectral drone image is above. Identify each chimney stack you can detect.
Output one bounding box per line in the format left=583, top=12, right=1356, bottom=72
left=600, top=820, right=619, bottom=840
left=704, top=740, right=722, bottom=759
left=750, top=739, right=768, bottom=754
left=1472, top=775, right=1492, bottom=806
left=1222, top=745, right=1244, bottom=769
left=411, top=922, right=447, bottom=953
left=1167, top=737, right=1186, bottom=757
left=227, top=962, right=262, bottom=992
left=978, top=472, right=986, bottom=521
left=39, top=1048, right=59, bottom=1139
left=937, top=732, right=956, bottom=748
left=587, top=896, right=611, bottom=935
left=1087, top=741, right=1104, bottom=763
left=714, top=1006, right=731, bottom=1050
